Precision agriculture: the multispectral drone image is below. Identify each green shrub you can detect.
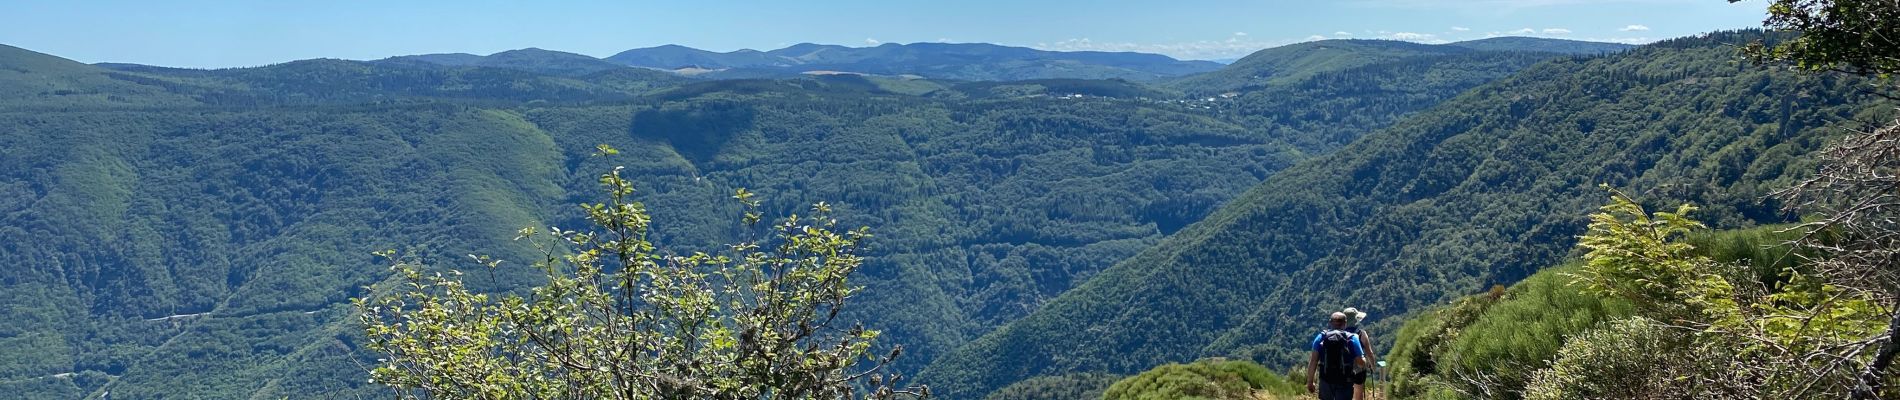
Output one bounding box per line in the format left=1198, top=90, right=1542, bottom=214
left=984, top=373, right=1123, bottom=400
left=1102, top=359, right=1301, bottom=400
left=1523, top=318, right=1688, bottom=400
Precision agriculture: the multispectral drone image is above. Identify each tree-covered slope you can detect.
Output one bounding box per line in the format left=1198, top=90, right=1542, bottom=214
left=0, top=44, right=204, bottom=108
left=915, top=31, right=1895, bottom=400
left=606, top=44, right=784, bottom=69
left=0, top=106, right=573, bottom=398
left=609, top=42, right=1225, bottom=81
left=96, top=58, right=687, bottom=105
left=0, top=39, right=1553, bottom=398
left=380, top=47, right=639, bottom=77
left=1447, top=37, right=1635, bottom=55
left=1164, top=40, right=1468, bottom=95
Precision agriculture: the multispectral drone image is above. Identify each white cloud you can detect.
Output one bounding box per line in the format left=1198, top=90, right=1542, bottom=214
left=1382, top=32, right=1449, bottom=44
left=1306, top=35, right=1330, bottom=41
left=1234, top=31, right=1249, bottom=36
left=865, top=38, right=882, bottom=45
left=1620, top=24, right=1651, bottom=31
left=1334, top=31, right=1354, bottom=37
left=1542, top=28, right=1572, bottom=35
left=1451, top=26, right=1471, bottom=31
left=1511, top=28, right=1538, bottom=35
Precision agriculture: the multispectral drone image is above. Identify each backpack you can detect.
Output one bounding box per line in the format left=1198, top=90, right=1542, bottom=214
left=1317, top=329, right=1356, bottom=383
left=1343, top=326, right=1370, bottom=372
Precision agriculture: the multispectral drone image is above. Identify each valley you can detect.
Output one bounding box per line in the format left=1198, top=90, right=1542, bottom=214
left=1, top=13, right=1895, bottom=399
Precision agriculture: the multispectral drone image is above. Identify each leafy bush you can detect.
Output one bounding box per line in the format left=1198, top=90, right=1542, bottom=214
left=1522, top=317, right=1695, bottom=400
left=357, top=161, right=920, bottom=399
left=1101, top=359, right=1301, bottom=400
left=983, top=373, right=1123, bottom=400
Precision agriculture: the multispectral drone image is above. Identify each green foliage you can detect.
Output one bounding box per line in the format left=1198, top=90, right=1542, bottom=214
left=1165, top=39, right=1464, bottom=95
left=1433, top=267, right=1634, bottom=399
left=1573, top=189, right=1737, bottom=323
left=609, top=42, right=1224, bottom=82
left=1390, top=199, right=1892, bottom=399
left=1383, top=261, right=1636, bottom=400
left=1734, top=0, right=1900, bottom=75
left=1568, top=194, right=1888, bottom=398
left=1445, top=37, right=1635, bottom=54
left=918, top=30, right=1896, bottom=400
left=0, top=44, right=204, bottom=107
left=945, top=79, right=1181, bottom=100
left=981, top=373, right=1122, bottom=400
left=3, top=28, right=1888, bottom=400
left=1100, top=359, right=1301, bottom=400
left=1384, top=287, right=1501, bottom=399
left=0, top=36, right=1540, bottom=399
left=0, top=104, right=574, bottom=398
left=359, top=164, right=918, bottom=399
left=1520, top=317, right=1688, bottom=400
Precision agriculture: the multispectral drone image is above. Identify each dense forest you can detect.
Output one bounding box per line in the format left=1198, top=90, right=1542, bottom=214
left=1, top=23, right=1892, bottom=399
left=0, top=37, right=1575, bottom=398
left=915, top=31, right=1894, bottom=399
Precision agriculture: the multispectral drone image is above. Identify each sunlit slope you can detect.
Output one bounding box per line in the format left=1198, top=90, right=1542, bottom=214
left=917, top=31, right=1893, bottom=400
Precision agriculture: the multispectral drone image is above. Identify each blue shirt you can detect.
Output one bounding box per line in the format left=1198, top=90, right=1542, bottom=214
left=1311, top=331, right=1365, bottom=357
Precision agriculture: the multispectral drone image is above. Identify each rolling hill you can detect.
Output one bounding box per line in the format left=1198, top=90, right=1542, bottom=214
left=1447, top=37, right=1636, bottom=54
left=380, top=47, right=634, bottom=76
left=1163, top=40, right=1467, bottom=95
left=914, top=31, right=1894, bottom=400
left=1164, top=37, right=1633, bottom=96
left=608, top=42, right=1226, bottom=81
left=0, top=39, right=1559, bottom=398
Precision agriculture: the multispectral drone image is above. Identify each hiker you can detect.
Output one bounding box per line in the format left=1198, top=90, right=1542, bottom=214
left=1307, top=312, right=1368, bottom=400
left=1343, top=307, right=1375, bottom=400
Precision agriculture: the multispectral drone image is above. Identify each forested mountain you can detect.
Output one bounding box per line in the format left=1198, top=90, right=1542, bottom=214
left=0, top=44, right=205, bottom=108
left=915, top=31, right=1894, bottom=400
left=91, top=56, right=688, bottom=105
left=1447, top=37, right=1635, bottom=54
left=607, top=42, right=1226, bottom=81
left=379, top=47, right=634, bottom=76
left=0, top=39, right=1560, bottom=398
left=1164, top=38, right=1631, bottom=96
left=1164, top=40, right=1468, bottom=95
left=606, top=44, right=785, bottom=69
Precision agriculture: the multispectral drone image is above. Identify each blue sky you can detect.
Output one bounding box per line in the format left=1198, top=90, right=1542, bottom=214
left=2, top=0, right=1769, bottom=68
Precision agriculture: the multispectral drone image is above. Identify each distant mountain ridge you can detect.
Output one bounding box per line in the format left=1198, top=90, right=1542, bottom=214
left=1447, top=36, right=1635, bottom=54
left=351, top=42, right=1225, bottom=82
left=914, top=31, right=1879, bottom=400
left=1166, top=37, right=1636, bottom=95
left=83, top=37, right=1630, bottom=85
left=607, top=42, right=1226, bottom=81
left=379, top=47, right=631, bottom=76
left=0, top=38, right=1561, bottom=398
left=0, top=33, right=1653, bottom=399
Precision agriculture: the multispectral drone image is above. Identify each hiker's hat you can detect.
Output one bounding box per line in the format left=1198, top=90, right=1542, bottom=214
left=1343, top=307, right=1367, bottom=323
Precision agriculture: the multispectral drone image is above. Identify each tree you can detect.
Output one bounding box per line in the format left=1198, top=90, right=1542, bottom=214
left=1570, top=190, right=1887, bottom=398
left=1776, top=119, right=1900, bottom=398
left=355, top=146, right=926, bottom=399
left=1735, top=0, right=1900, bottom=396
left=1734, top=0, right=1900, bottom=74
